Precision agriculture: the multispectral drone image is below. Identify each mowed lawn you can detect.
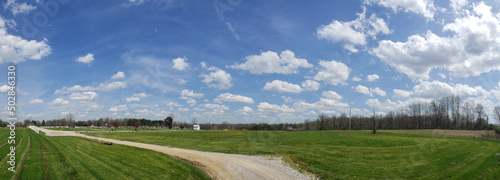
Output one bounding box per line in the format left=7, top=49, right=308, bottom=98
left=0, top=128, right=209, bottom=180
left=89, top=130, right=500, bottom=179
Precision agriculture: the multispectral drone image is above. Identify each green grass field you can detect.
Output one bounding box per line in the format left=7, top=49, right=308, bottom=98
left=0, top=128, right=209, bottom=180
left=88, top=130, right=500, bottom=179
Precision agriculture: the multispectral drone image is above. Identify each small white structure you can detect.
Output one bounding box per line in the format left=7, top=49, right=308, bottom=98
left=193, top=125, right=200, bottom=131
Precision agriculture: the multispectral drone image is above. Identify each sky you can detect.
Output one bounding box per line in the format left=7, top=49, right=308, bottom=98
left=1, top=0, right=500, bottom=124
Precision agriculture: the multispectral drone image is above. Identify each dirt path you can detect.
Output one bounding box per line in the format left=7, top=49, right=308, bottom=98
left=39, top=128, right=314, bottom=180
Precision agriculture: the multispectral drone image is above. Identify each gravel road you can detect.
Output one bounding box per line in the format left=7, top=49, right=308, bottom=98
left=39, top=128, right=315, bottom=180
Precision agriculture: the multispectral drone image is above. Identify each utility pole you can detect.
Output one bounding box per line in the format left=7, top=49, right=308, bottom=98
left=372, top=108, right=376, bottom=134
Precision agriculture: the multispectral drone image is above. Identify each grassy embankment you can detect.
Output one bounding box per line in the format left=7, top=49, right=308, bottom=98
left=89, top=130, right=500, bottom=179
left=0, top=128, right=209, bottom=180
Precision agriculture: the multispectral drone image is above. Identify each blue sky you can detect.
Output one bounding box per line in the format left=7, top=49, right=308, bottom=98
left=1, top=0, right=500, bottom=124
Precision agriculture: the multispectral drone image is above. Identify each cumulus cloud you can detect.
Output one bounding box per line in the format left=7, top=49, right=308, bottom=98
left=76, top=53, right=94, bottom=64
left=55, top=81, right=128, bottom=94
left=365, top=0, right=436, bottom=19
left=0, top=85, right=9, bottom=92
left=393, top=89, right=412, bottom=98
left=301, top=80, right=320, bottom=91
left=258, top=102, right=295, bottom=113
left=111, top=71, right=125, bottom=79
left=68, top=91, right=98, bottom=101
left=236, top=106, right=253, bottom=115
left=450, top=0, right=468, bottom=14
left=215, top=93, right=254, bottom=104
left=352, top=76, right=362, bottom=82
left=230, top=50, right=313, bottom=74
left=412, top=80, right=489, bottom=99
left=4, top=0, right=36, bottom=15
left=263, top=80, right=302, bottom=93
left=172, top=57, right=189, bottom=71
left=0, top=16, right=51, bottom=64
left=109, top=104, right=128, bottom=112
left=180, top=89, right=204, bottom=98
left=372, top=2, right=500, bottom=79
left=49, top=98, right=69, bottom=106
left=29, top=99, right=44, bottom=104
left=201, top=66, right=232, bottom=89
left=126, top=96, right=140, bottom=102
left=317, top=7, right=391, bottom=52
left=367, top=74, right=379, bottom=82
left=134, top=93, right=151, bottom=98
left=313, top=60, right=350, bottom=85
left=354, top=85, right=373, bottom=96
left=322, top=91, right=343, bottom=100
left=353, top=85, right=386, bottom=97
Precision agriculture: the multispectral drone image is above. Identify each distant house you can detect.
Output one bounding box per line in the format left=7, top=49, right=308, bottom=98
left=193, top=125, right=200, bottom=130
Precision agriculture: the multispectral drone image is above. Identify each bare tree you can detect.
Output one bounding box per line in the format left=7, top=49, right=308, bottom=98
left=494, top=106, right=500, bottom=125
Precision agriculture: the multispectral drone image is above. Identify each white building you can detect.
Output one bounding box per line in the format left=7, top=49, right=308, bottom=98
left=193, top=125, right=200, bottom=130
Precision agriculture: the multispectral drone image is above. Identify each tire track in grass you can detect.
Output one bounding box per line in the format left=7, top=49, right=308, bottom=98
left=55, top=137, right=133, bottom=180
left=48, top=138, right=130, bottom=179
left=43, top=135, right=79, bottom=179
left=11, top=130, right=31, bottom=180
left=70, top=139, right=166, bottom=177
left=20, top=130, right=45, bottom=180
left=0, top=133, right=25, bottom=178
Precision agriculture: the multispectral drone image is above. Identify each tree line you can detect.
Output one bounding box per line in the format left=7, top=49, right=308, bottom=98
left=2, top=95, right=499, bottom=131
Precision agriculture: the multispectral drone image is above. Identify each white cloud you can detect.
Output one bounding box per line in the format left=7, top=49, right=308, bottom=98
left=412, top=80, right=489, bottom=99
left=29, top=99, right=44, bottom=104
left=353, top=85, right=386, bottom=97
left=215, top=93, right=254, bottom=104
left=322, top=91, right=343, bottom=100
left=0, top=16, right=51, bottom=64
left=373, top=2, right=500, bottom=79
left=172, top=57, right=189, bottom=71
left=126, top=96, right=140, bottom=102
left=180, top=89, right=204, bottom=98
left=230, top=50, right=313, bottom=74
left=263, top=80, right=302, bottom=93
left=178, top=107, right=190, bottom=112
left=354, top=85, right=373, bottom=97
left=49, top=98, right=69, bottom=106
left=0, top=85, right=9, bottom=92
left=317, top=7, right=391, bottom=52
left=55, top=81, right=128, bottom=94
left=111, top=71, right=125, bottom=79
left=372, top=87, right=387, bottom=96
left=176, top=79, right=188, bottom=84
left=68, top=91, right=98, bottom=101
left=109, top=104, right=128, bottom=112
left=236, top=106, right=253, bottom=115
left=258, top=102, right=295, bottom=113
left=367, top=74, right=379, bottom=82
left=352, top=76, right=362, bottom=82
left=313, top=60, right=350, bottom=85
left=76, top=53, right=94, bottom=64
left=202, top=103, right=229, bottom=111
left=201, top=66, right=233, bottom=89
left=450, top=0, right=468, bottom=14
left=301, top=80, right=320, bottom=91
left=4, top=0, right=36, bottom=15
left=365, top=0, right=436, bottom=19
left=134, top=93, right=151, bottom=98
left=393, top=89, right=412, bottom=98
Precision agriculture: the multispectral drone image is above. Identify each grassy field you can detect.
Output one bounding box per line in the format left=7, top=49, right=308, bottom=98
left=88, top=130, right=500, bottom=179
left=0, top=128, right=209, bottom=180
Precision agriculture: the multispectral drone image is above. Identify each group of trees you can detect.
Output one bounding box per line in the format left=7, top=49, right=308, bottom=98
left=305, top=95, right=500, bottom=131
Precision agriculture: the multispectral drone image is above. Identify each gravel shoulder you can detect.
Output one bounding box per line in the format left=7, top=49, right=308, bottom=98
left=39, top=128, right=315, bottom=180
